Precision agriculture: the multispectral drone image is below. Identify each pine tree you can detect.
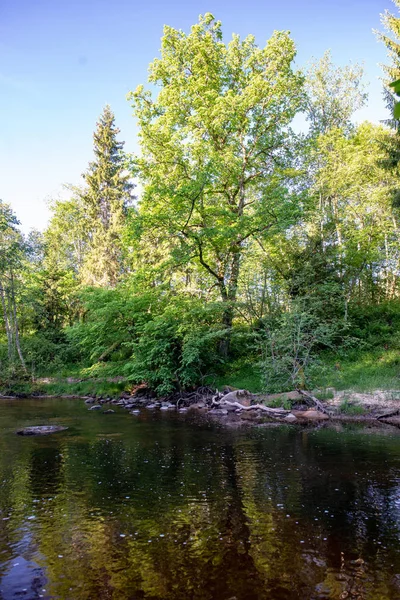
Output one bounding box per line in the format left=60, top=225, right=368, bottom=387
left=81, top=105, right=134, bottom=286
left=375, top=2, right=400, bottom=197
left=376, top=0, right=400, bottom=129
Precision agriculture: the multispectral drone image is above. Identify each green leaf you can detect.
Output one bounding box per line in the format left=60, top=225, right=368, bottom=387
left=394, top=102, right=400, bottom=120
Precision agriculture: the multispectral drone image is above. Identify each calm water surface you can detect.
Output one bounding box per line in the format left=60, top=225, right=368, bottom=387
left=1, top=399, right=400, bottom=599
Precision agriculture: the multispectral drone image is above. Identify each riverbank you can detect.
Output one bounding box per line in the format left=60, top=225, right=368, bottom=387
left=4, top=384, right=400, bottom=429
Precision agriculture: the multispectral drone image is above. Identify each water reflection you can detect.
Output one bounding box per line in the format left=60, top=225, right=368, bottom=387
left=0, top=399, right=400, bottom=598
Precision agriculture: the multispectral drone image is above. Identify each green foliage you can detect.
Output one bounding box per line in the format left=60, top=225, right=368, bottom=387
left=313, top=388, right=334, bottom=401
left=265, top=395, right=294, bottom=410
left=260, top=282, right=349, bottom=393
left=305, top=50, right=367, bottom=135
left=123, top=300, right=226, bottom=395
left=3, top=14, right=400, bottom=400
left=22, top=331, right=77, bottom=375
left=67, top=287, right=227, bottom=395
left=338, top=397, right=366, bottom=415
left=129, top=14, right=305, bottom=352
left=80, top=106, right=134, bottom=286
left=347, top=301, right=400, bottom=348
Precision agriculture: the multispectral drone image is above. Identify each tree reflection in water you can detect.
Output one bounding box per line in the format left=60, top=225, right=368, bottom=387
left=0, top=399, right=399, bottom=599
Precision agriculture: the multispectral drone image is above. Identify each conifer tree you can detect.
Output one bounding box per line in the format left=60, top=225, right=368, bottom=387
left=81, top=105, right=134, bottom=286
left=376, top=0, right=400, bottom=129
left=376, top=2, right=400, bottom=194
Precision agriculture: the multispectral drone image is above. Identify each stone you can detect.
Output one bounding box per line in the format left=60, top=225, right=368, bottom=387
left=146, top=404, right=157, bottom=409
left=130, top=409, right=140, bottom=415
left=188, top=402, right=205, bottom=410
left=17, top=426, right=68, bottom=436
left=285, top=413, right=298, bottom=423
left=220, top=390, right=252, bottom=407
left=240, top=411, right=260, bottom=421
left=293, top=409, right=329, bottom=421
left=103, top=409, right=115, bottom=414
left=84, top=398, right=96, bottom=404
left=89, top=405, right=102, bottom=411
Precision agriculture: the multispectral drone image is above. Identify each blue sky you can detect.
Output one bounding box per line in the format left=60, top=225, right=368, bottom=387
left=0, top=0, right=392, bottom=231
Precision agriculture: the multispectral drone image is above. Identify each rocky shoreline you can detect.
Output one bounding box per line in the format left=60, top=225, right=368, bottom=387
left=3, top=386, right=400, bottom=429
left=81, top=387, right=400, bottom=429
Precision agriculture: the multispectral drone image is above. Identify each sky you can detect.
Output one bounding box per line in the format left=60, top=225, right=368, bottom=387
left=0, top=0, right=393, bottom=232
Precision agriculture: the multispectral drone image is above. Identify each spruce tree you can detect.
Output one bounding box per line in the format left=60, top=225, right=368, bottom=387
left=376, top=2, right=400, bottom=198
left=81, top=105, right=134, bottom=286
left=376, top=1, right=400, bottom=129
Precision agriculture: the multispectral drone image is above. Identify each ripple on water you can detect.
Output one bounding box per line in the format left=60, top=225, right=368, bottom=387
left=1, top=400, right=400, bottom=598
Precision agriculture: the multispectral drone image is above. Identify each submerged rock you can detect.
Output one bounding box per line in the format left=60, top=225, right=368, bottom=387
left=17, top=425, right=68, bottom=436
left=89, top=405, right=102, bottom=411
left=103, top=409, right=115, bottom=414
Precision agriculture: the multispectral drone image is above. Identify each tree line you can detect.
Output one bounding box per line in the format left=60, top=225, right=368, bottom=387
left=2, top=7, right=400, bottom=394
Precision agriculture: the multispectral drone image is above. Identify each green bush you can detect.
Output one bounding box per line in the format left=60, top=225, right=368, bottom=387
left=348, top=301, right=400, bottom=348
left=67, top=287, right=227, bottom=395
left=22, top=330, right=78, bottom=374
left=338, top=397, right=366, bottom=415
left=260, top=287, right=350, bottom=393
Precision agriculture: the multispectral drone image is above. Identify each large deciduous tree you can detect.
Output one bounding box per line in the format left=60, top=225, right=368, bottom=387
left=304, top=50, right=367, bottom=136
left=129, top=13, right=304, bottom=355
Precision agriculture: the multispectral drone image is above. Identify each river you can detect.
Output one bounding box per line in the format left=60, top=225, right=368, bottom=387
left=1, top=398, right=400, bottom=599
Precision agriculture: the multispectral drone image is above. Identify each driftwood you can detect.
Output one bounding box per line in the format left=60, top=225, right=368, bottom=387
left=296, top=389, right=331, bottom=416
left=376, top=409, right=400, bottom=420
left=212, top=397, right=289, bottom=418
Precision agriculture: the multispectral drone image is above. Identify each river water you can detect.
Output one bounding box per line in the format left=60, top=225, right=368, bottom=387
left=1, top=398, right=400, bottom=599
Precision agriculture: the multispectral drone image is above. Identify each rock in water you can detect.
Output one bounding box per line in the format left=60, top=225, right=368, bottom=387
left=89, top=405, right=102, bottom=410
left=16, top=426, right=68, bottom=436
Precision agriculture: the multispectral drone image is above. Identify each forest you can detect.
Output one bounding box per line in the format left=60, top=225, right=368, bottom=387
left=2, top=7, right=400, bottom=399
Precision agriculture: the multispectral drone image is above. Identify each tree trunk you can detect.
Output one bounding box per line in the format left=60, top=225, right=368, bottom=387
left=9, top=271, right=27, bottom=374
left=0, top=280, right=13, bottom=362
left=218, top=252, right=241, bottom=359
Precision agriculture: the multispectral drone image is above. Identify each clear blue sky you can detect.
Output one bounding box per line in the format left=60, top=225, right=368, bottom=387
left=0, top=0, right=392, bottom=232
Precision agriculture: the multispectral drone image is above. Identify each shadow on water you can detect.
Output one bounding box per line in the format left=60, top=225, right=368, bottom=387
left=0, top=398, right=400, bottom=598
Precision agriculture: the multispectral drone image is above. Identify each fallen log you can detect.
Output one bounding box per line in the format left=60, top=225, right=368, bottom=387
left=376, top=409, right=400, bottom=420
left=213, top=398, right=289, bottom=418
left=296, top=389, right=331, bottom=416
